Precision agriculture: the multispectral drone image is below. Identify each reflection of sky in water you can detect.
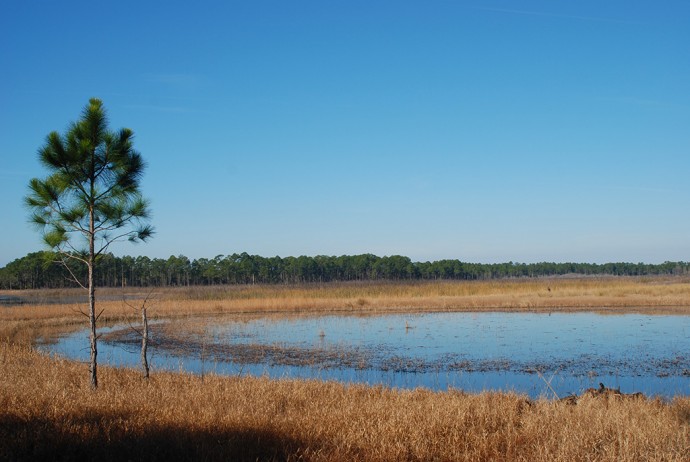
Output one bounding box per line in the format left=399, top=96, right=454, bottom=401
left=212, top=312, right=688, bottom=365
left=43, top=313, right=690, bottom=399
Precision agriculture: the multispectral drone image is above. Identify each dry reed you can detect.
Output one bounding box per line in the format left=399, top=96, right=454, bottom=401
left=2, top=277, right=689, bottom=460
left=1, top=342, right=688, bottom=461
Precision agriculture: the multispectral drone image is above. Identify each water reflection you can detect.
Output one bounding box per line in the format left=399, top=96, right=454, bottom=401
left=44, top=312, right=690, bottom=399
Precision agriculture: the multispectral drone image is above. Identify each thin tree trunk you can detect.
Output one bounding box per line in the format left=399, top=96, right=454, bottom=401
left=141, top=305, right=149, bottom=379
left=89, top=212, right=98, bottom=389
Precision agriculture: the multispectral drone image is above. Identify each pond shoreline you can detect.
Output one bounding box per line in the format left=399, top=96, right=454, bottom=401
left=5, top=279, right=690, bottom=460
left=101, top=319, right=690, bottom=379
left=46, top=311, right=690, bottom=400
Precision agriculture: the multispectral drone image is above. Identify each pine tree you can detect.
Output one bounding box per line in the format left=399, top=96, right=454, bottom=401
left=26, top=98, right=153, bottom=388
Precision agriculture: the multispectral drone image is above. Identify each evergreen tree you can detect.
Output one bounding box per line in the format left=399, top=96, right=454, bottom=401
left=25, top=98, right=153, bottom=388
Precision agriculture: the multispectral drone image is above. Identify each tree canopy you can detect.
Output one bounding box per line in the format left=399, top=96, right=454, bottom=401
left=25, top=98, right=153, bottom=259
left=24, top=98, right=153, bottom=387
left=2, top=251, right=687, bottom=290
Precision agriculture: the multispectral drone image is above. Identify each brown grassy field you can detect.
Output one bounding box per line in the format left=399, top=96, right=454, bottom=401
left=4, top=276, right=690, bottom=345
left=1, top=277, right=690, bottom=461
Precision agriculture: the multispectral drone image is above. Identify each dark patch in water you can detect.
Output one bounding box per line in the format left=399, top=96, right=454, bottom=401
left=101, top=322, right=690, bottom=381
left=49, top=312, right=690, bottom=398
left=0, top=295, right=25, bottom=306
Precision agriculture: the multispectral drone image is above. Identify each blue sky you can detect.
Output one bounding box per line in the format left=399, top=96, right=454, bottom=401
left=1, top=1, right=689, bottom=267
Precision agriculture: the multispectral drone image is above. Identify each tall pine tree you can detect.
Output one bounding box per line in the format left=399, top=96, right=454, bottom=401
left=26, top=98, right=153, bottom=388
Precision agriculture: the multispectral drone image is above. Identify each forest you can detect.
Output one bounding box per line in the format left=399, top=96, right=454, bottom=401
left=1, top=251, right=689, bottom=290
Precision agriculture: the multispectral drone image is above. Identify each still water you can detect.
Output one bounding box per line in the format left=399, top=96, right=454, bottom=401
left=45, top=312, right=690, bottom=399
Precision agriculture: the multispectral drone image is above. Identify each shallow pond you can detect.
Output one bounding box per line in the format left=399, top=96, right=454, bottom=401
left=44, top=312, right=690, bottom=399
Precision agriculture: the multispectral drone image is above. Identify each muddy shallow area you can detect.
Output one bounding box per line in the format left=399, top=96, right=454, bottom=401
left=46, top=312, right=690, bottom=399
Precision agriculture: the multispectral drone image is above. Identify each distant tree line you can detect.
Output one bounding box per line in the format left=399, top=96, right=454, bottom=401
left=1, top=251, right=689, bottom=290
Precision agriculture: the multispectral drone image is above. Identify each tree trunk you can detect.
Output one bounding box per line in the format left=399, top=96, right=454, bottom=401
left=89, top=212, right=98, bottom=389
left=141, top=305, right=149, bottom=379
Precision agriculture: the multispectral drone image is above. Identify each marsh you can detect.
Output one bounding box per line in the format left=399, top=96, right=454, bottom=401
left=46, top=311, right=690, bottom=399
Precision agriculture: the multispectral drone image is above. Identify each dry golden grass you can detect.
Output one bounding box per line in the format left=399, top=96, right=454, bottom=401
left=1, top=342, right=688, bottom=461
left=148, top=275, right=690, bottom=315
left=2, top=277, right=690, bottom=348
left=153, top=277, right=690, bottom=313
left=4, top=277, right=690, bottom=343
left=2, top=277, right=690, bottom=460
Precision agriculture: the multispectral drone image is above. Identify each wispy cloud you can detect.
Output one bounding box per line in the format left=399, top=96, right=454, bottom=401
left=474, top=7, right=641, bottom=25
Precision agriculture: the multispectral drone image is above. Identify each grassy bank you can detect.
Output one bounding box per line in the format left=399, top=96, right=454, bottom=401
left=1, top=277, right=690, bottom=460
left=1, top=343, right=688, bottom=461
left=4, top=277, right=690, bottom=346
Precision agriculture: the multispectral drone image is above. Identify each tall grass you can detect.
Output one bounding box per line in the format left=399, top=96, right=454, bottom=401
left=2, top=277, right=689, bottom=460
left=1, top=342, right=688, bottom=461
left=4, top=276, right=690, bottom=322
left=3, top=277, right=690, bottom=345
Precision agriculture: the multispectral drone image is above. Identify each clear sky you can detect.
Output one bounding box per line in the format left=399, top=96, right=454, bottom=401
left=1, top=1, right=689, bottom=267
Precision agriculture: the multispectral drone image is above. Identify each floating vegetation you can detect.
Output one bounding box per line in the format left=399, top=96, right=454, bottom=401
left=100, top=312, right=690, bottom=396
